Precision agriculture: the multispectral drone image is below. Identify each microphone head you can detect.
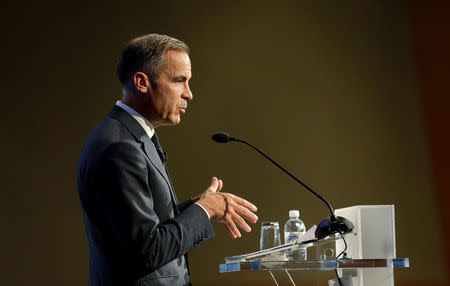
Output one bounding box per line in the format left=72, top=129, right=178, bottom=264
left=315, top=216, right=354, bottom=239
left=212, top=132, right=233, bottom=143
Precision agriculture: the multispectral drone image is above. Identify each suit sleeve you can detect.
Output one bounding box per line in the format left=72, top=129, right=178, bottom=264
left=90, top=141, right=215, bottom=271
left=178, top=199, right=194, bottom=213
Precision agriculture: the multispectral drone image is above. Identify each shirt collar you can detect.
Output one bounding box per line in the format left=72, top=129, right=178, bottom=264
left=116, top=101, right=155, bottom=139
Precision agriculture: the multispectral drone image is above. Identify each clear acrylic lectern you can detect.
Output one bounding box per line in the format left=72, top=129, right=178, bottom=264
left=219, top=205, right=410, bottom=286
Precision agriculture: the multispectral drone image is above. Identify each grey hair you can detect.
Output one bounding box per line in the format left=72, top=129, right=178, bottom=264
left=116, top=33, right=190, bottom=90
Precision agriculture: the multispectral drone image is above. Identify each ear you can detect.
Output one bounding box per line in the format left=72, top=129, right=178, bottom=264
left=133, top=72, right=151, bottom=93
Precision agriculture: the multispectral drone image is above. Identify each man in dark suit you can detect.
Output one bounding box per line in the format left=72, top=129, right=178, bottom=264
left=77, top=34, right=258, bottom=286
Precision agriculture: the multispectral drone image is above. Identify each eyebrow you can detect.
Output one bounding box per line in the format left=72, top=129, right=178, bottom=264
left=173, top=75, right=190, bottom=81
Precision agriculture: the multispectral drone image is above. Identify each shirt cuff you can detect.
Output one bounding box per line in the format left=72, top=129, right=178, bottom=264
left=194, top=203, right=210, bottom=220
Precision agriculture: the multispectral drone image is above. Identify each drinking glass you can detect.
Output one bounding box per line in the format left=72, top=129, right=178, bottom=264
left=260, top=222, right=281, bottom=250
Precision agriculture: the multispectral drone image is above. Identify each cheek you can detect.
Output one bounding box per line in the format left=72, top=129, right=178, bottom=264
left=166, top=95, right=180, bottom=110
left=155, top=90, right=175, bottom=110
left=159, top=98, right=179, bottom=119
left=155, top=86, right=181, bottom=114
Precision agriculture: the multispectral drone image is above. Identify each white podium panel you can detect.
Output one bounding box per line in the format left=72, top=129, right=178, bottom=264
left=335, top=205, right=396, bottom=286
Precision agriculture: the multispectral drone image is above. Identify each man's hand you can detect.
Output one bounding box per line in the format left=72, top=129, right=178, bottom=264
left=192, top=176, right=224, bottom=202
left=196, top=177, right=258, bottom=239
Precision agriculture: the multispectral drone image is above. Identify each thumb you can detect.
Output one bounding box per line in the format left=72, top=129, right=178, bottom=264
left=208, top=177, right=219, bottom=192
left=217, top=179, right=223, bottom=192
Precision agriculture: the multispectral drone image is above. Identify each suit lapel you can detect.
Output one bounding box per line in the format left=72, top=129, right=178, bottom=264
left=109, top=105, right=180, bottom=214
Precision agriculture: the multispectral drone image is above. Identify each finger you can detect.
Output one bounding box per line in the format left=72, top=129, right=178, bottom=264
left=217, top=179, right=223, bottom=192
left=225, top=217, right=241, bottom=238
left=208, top=177, right=219, bottom=192
left=224, top=223, right=237, bottom=239
left=234, top=204, right=259, bottom=224
left=231, top=212, right=252, bottom=232
left=231, top=194, right=258, bottom=212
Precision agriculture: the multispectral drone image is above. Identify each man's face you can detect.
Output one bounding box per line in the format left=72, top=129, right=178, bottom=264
left=148, top=50, right=193, bottom=126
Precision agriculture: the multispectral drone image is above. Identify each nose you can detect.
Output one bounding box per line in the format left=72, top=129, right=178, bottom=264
left=182, top=83, right=193, bottom=101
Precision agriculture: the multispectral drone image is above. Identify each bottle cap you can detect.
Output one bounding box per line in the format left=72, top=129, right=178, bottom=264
left=289, top=210, right=300, bottom=217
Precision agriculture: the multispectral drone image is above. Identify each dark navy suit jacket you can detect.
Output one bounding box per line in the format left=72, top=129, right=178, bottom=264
left=77, top=105, right=215, bottom=286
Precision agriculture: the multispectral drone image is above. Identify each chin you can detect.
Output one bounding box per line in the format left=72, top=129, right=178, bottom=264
left=172, top=116, right=181, bottom=125
left=162, top=117, right=181, bottom=126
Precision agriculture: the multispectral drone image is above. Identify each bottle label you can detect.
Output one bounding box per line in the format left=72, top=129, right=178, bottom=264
left=284, top=232, right=303, bottom=244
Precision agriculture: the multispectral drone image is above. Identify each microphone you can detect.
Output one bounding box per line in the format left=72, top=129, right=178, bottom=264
left=211, top=132, right=353, bottom=239
left=211, top=132, right=235, bottom=143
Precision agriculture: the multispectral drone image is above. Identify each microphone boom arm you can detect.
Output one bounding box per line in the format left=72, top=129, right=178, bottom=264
left=231, top=137, right=336, bottom=218
left=212, top=132, right=354, bottom=239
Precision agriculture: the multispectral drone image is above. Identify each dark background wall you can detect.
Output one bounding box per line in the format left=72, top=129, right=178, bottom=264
left=1, top=1, right=448, bottom=285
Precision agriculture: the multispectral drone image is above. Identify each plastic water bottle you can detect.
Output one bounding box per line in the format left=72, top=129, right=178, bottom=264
left=284, top=210, right=307, bottom=260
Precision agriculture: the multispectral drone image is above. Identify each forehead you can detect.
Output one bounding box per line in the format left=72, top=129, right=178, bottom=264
left=161, top=50, right=191, bottom=76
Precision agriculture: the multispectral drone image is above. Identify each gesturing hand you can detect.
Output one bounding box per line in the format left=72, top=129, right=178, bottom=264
left=196, top=177, right=258, bottom=239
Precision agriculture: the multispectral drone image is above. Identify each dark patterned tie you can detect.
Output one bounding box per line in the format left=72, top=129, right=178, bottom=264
left=151, top=133, right=179, bottom=211
left=151, top=133, right=167, bottom=164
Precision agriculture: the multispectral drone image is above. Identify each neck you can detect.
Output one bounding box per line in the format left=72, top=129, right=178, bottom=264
left=121, top=94, right=160, bottom=128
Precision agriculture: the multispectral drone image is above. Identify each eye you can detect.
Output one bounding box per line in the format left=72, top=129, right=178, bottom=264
left=173, top=77, right=187, bottom=83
